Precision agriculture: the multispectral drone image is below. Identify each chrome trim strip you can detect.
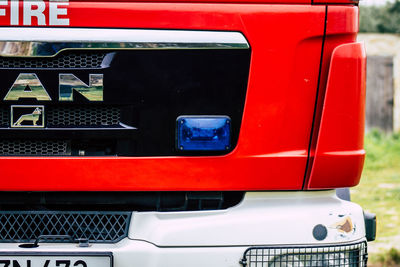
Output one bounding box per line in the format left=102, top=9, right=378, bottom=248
left=0, top=28, right=249, bottom=57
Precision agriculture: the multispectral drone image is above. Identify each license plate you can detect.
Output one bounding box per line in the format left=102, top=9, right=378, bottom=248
left=0, top=253, right=112, bottom=267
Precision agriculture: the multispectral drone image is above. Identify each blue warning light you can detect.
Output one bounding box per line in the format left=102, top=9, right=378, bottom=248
left=176, top=116, right=231, bottom=151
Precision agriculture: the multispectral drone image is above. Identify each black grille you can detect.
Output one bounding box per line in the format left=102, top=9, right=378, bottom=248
left=0, top=52, right=106, bottom=69
left=0, top=140, right=70, bottom=156
left=47, top=106, right=121, bottom=127
left=241, top=242, right=367, bottom=267
left=0, top=211, right=131, bottom=243
left=0, top=192, right=244, bottom=212
left=0, top=106, right=122, bottom=128
left=0, top=106, right=7, bottom=126
left=0, top=49, right=250, bottom=157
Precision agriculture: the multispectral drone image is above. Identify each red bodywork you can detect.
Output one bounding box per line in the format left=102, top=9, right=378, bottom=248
left=0, top=1, right=365, bottom=191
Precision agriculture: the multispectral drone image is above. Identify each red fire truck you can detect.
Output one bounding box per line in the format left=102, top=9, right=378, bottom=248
left=0, top=0, right=375, bottom=266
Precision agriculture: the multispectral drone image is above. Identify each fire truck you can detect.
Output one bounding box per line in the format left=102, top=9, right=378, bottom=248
left=0, top=0, right=375, bottom=266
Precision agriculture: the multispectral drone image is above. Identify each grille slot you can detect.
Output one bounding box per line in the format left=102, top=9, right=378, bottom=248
left=47, top=106, right=121, bottom=127
left=0, top=106, right=122, bottom=127
left=241, top=242, right=367, bottom=267
left=0, top=106, right=8, bottom=126
left=0, top=192, right=244, bottom=212
left=0, top=52, right=106, bottom=69
left=0, top=211, right=131, bottom=243
left=0, top=140, right=70, bottom=156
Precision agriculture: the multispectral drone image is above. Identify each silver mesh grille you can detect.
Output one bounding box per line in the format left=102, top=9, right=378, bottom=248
left=0, top=211, right=131, bottom=243
left=241, top=242, right=368, bottom=267
left=0, top=140, right=70, bottom=156
left=47, top=106, right=121, bottom=127
left=0, top=52, right=106, bottom=69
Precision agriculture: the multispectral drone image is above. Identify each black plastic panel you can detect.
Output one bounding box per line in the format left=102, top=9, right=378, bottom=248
left=0, top=49, right=250, bottom=156
left=0, top=192, right=244, bottom=212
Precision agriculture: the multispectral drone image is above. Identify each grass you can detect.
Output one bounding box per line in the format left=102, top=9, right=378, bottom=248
left=351, top=130, right=400, bottom=264
left=373, top=248, right=400, bottom=267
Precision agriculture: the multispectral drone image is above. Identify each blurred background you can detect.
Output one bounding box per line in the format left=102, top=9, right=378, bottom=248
left=354, top=0, right=400, bottom=265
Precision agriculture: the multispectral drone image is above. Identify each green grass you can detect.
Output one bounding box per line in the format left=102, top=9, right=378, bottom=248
left=373, top=248, right=400, bottom=267
left=351, top=130, right=400, bottom=260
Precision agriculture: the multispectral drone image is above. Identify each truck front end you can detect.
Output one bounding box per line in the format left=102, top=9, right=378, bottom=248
left=0, top=0, right=374, bottom=266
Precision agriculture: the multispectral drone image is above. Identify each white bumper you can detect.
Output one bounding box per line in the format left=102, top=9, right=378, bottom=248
left=0, top=191, right=367, bottom=267
left=130, top=190, right=366, bottom=246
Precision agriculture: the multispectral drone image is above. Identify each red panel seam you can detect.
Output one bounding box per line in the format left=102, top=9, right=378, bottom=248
left=302, top=5, right=328, bottom=190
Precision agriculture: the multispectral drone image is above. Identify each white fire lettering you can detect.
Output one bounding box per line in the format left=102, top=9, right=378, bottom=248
left=0, top=0, right=69, bottom=26
left=24, top=0, right=46, bottom=25
left=0, top=1, right=6, bottom=16
left=49, top=0, right=69, bottom=25
left=10, top=0, right=18, bottom=25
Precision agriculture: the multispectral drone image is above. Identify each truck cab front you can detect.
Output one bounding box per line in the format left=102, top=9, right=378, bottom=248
left=0, top=0, right=374, bottom=266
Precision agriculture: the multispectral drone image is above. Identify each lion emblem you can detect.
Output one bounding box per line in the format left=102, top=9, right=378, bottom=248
left=13, top=108, right=42, bottom=126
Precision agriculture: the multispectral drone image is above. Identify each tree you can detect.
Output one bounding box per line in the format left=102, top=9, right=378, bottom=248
left=360, top=0, right=400, bottom=33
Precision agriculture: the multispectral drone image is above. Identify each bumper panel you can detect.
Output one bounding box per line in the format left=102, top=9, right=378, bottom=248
left=129, top=191, right=366, bottom=246
left=0, top=239, right=368, bottom=267
left=0, top=191, right=367, bottom=267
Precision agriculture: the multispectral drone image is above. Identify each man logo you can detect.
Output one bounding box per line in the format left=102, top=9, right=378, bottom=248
left=4, top=73, right=104, bottom=102
left=11, top=105, right=44, bottom=128
left=5, top=73, right=103, bottom=129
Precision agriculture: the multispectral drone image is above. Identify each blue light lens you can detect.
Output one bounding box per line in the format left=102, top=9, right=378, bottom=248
left=176, top=116, right=231, bottom=151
